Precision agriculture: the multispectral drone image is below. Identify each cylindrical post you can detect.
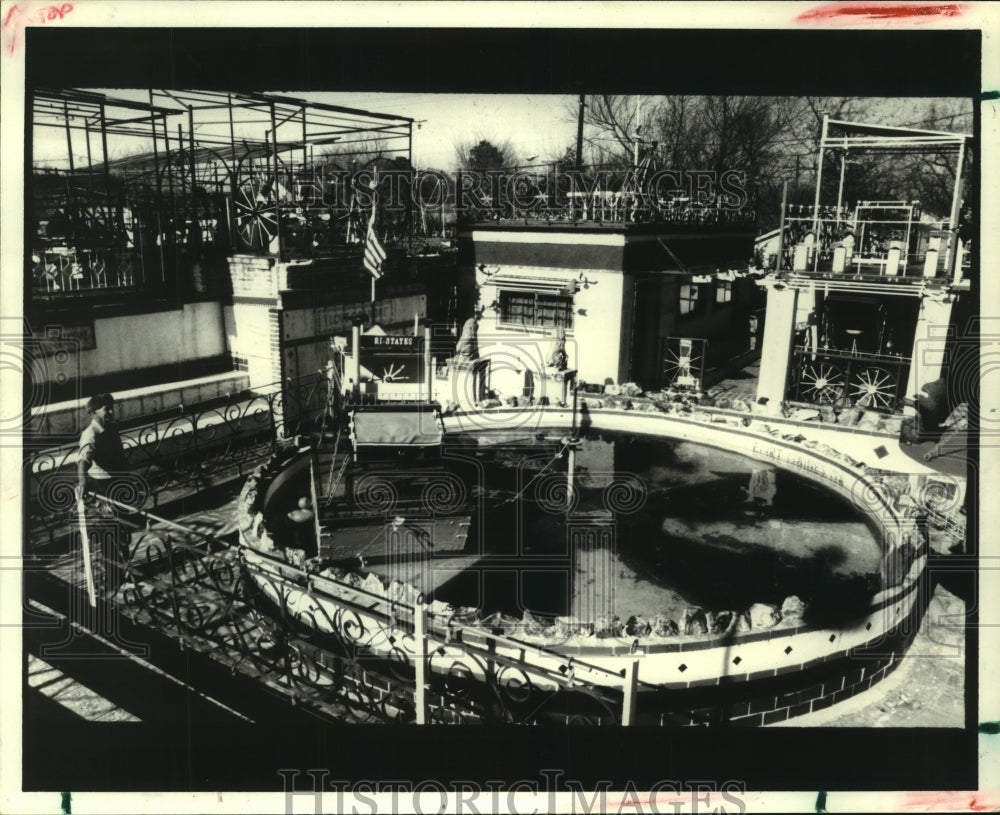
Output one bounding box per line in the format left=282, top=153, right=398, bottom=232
left=810, top=115, right=828, bottom=271
left=301, top=105, right=308, bottom=172
left=414, top=601, right=428, bottom=725
left=269, top=101, right=282, bottom=256
left=424, top=321, right=433, bottom=403
left=62, top=100, right=77, bottom=244
left=775, top=181, right=789, bottom=273
left=188, top=105, right=197, bottom=225
left=566, top=442, right=576, bottom=510
left=622, top=658, right=639, bottom=726
left=99, top=102, right=113, bottom=239
left=351, top=320, right=362, bottom=398
left=947, top=140, right=966, bottom=284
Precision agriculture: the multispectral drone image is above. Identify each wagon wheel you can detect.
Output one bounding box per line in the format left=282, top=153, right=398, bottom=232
left=663, top=340, right=704, bottom=387
left=850, top=366, right=897, bottom=410
left=232, top=175, right=278, bottom=251
left=799, top=361, right=845, bottom=404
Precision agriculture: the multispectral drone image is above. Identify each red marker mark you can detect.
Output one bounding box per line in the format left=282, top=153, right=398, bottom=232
left=897, top=792, right=1000, bottom=812
left=2, top=2, right=74, bottom=58
left=797, top=2, right=967, bottom=24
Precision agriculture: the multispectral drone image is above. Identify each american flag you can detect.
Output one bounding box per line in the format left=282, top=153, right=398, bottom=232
left=363, top=206, right=386, bottom=280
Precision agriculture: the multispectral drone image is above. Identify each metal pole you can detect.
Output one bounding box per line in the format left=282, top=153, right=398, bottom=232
left=301, top=105, right=308, bottom=172
left=407, top=121, right=414, bottom=246
left=810, top=115, right=828, bottom=272
left=99, top=103, right=113, bottom=240
left=188, top=106, right=197, bottom=226
left=424, top=321, right=433, bottom=403
left=351, top=320, right=362, bottom=398
left=414, top=600, right=428, bottom=724
left=775, top=180, right=788, bottom=273
left=566, top=443, right=575, bottom=510
left=62, top=101, right=77, bottom=244
left=148, top=95, right=165, bottom=283
left=576, top=94, right=585, bottom=169
left=163, top=121, right=175, bottom=230
left=270, top=101, right=282, bottom=256
left=63, top=100, right=75, bottom=173
left=947, top=140, right=967, bottom=283
left=836, top=150, right=846, bottom=228
left=84, top=122, right=97, bottom=247
left=622, top=658, right=639, bottom=725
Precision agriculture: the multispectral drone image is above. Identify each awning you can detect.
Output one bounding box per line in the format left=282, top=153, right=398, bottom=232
left=489, top=274, right=577, bottom=295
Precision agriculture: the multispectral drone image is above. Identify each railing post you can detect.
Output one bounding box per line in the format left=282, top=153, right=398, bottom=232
left=414, top=600, right=428, bottom=724
left=163, top=536, right=186, bottom=650
left=622, top=658, right=639, bottom=726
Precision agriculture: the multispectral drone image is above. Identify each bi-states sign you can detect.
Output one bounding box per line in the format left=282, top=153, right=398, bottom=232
left=356, top=334, right=426, bottom=399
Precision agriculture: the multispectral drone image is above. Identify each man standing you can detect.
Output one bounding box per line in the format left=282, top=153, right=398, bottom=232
left=76, top=393, right=130, bottom=589
left=77, top=393, right=126, bottom=500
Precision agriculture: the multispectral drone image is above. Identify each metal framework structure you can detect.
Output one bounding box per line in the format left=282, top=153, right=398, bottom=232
left=30, top=88, right=414, bottom=297
left=782, top=117, right=972, bottom=283
left=776, top=117, right=972, bottom=413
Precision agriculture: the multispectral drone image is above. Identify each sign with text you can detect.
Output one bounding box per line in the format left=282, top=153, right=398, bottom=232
left=358, top=334, right=426, bottom=385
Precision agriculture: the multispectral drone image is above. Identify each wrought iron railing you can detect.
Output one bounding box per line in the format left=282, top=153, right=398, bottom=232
left=25, top=374, right=336, bottom=541
left=31, top=245, right=147, bottom=295
left=69, top=495, right=629, bottom=725
left=778, top=204, right=960, bottom=280
left=790, top=346, right=911, bottom=412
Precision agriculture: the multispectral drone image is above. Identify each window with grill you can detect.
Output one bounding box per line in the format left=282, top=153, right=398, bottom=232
left=499, top=290, right=574, bottom=329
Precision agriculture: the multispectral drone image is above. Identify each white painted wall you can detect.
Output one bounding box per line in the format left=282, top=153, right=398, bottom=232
left=51, top=301, right=226, bottom=384
left=226, top=301, right=279, bottom=387
left=476, top=265, right=626, bottom=391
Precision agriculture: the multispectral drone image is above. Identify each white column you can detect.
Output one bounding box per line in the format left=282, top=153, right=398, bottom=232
left=905, top=294, right=954, bottom=399
left=755, top=285, right=799, bottom=412
left=350, top=322, right=362, bottom=398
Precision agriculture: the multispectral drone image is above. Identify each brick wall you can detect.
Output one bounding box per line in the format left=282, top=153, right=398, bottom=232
left=229, top=255, right=278, bottom=300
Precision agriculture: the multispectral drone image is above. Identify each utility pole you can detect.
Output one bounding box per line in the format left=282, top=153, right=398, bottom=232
left=576, top=94, right=585, bottom=169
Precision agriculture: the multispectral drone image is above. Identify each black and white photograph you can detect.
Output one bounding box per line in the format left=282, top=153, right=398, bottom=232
left=1, top=3, right=996, bottom=813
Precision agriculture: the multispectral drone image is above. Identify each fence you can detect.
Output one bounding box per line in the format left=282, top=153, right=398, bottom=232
left=77, top=495, right=633, bottom=725
left=25, top=374, right=335, bottom=545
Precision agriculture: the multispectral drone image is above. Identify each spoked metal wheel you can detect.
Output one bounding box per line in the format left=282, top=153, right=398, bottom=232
left=662, top=338, right=705, bottom=388
left=850, top=366, right=897, bottom=410
left=232, top=176, right=278, bottom=251
left=799, top=361, right=845, bottom=404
